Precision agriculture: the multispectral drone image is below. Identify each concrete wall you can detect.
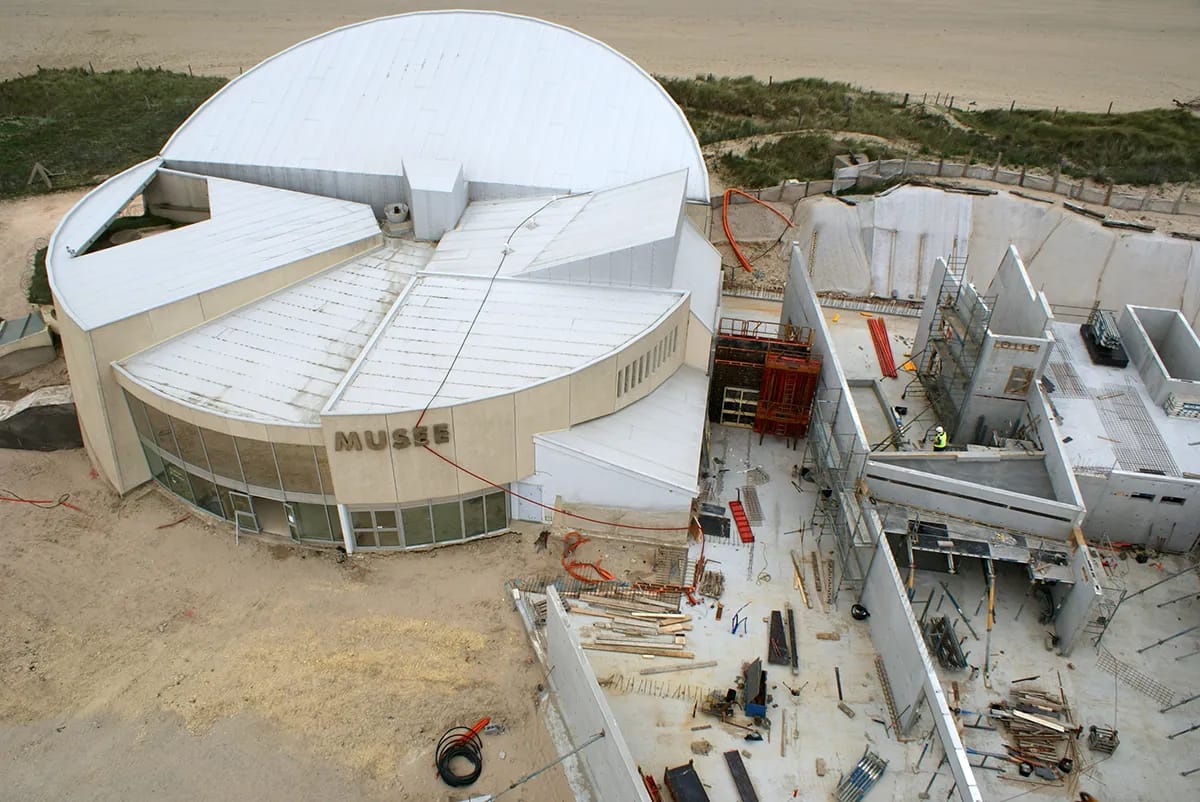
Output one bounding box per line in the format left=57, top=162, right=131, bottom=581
left=984, top=247, right=1050, bottom=337
left=782, top=243, right=870, bottom=479
left=1120, top=306, right=1200, bottom=408
left=143, top=170, right=211, bottom=224
left=59, top=234, right=379, bottom=493
left=864, top=460, right=1080, bottom=539
left=1032, top=389, right=1086, bottom=510
left=856, top=505, right=983, bottom=802
left=780, top=187, right=1200, bottom=331
left=543, top=587, right=652, bottom=802
left=1052, top=528, right=1104, bottom=655
left=527, top=442, right=695, bottom=512
left=322, top=303, right=690, bottom=506
left=1075, top=470, right=1200, bottom=552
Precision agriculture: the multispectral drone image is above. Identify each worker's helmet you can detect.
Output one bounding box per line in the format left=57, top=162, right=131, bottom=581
left=935, top=426, right=944, bottom=433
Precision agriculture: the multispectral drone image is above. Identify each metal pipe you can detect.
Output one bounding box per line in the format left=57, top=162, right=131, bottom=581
left=1157, top=591, right=1200, bottom=609
left=1138, top=624, right=1200, bottom=654
left=939, top=581, right=980, bottom=640
left=486, top=729, right=606, bottom=800
left=1161, top=693, right=1200, bottom=713
left=1168, top=722, right=1200, bottom=740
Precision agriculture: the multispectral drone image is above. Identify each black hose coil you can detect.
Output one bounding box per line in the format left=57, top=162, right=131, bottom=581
left=436, top=726, right=484, bottom=787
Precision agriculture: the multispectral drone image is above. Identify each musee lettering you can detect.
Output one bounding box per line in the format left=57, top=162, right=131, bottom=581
left=335, top=425, right=450, bottom=451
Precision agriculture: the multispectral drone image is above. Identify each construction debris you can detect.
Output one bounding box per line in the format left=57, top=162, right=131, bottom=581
left=698, top=569, right=725, bottom=598
left=816, top=631, right=842, bottom=641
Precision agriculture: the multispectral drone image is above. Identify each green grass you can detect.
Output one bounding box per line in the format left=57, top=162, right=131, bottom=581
left=0, top=68, right=1196, bottom=202
left=661, top=74, right=1200, bottom=187
left=0, top=67, right=226, bottom=198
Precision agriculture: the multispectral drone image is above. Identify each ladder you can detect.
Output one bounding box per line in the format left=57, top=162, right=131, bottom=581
left=729, top=500, right=755, bottom=543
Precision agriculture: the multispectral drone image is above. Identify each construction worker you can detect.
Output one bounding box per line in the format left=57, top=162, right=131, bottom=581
left=933, top=425, right=948, bottom=452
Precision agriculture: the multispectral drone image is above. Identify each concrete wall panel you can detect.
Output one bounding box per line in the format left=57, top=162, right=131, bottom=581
left=543, top=587, right=654, bottom=802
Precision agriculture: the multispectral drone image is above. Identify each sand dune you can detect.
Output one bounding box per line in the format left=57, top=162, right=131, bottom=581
left=2, top=1, right=1196, bottom=111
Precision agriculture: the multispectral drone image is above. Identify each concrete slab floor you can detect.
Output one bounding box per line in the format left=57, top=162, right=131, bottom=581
left=567, top=425, right=940, bottom=801
left=912, top=555, right=1200, bottom=801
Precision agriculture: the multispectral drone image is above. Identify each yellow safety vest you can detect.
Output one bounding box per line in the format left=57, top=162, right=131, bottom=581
left=933, top=431, right=948, bottom=449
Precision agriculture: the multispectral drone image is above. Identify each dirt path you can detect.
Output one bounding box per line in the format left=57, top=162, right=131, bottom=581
left=0, top=190, right=85, bottom=321
left=0, top=450, right=581, bottom=801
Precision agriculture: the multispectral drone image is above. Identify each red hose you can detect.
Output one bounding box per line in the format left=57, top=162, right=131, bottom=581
left=721, top=188, right=795, bottom=272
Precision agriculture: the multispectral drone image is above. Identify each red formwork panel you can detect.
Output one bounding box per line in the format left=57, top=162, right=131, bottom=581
left=728, top=500, right=754, bottom=543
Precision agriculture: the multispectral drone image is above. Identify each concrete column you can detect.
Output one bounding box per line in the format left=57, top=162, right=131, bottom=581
left=337, top=503, right=355, bottom=554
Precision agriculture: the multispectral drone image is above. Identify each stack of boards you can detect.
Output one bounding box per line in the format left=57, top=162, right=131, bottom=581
left=569, top=593, right=694, bottom=659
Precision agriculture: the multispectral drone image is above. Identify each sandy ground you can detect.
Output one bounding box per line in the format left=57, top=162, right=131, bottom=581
left=0, top=449, right=650, bottom=801
left=2, top=1, right=1197, bottom=111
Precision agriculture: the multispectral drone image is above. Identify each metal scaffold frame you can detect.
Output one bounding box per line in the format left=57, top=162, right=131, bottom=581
left=918, top=255, right=995, bottom=436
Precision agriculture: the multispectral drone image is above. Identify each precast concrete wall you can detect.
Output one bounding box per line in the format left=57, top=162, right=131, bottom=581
left=856, top=505, right=983, bottom=802
left=543, top=587, right=651, bottom=802
left=1075, top=470, right=1200, bottom=552
left=771, top=187, right=1200, bottom=331
left=1051, top=529, right=1104, bottom=654
left=782, top=244, right=870, bottom=479
left=864, top=460, right=1080, bottom=539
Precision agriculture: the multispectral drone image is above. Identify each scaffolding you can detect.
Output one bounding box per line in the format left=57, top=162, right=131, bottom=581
left=919, top=256, right=994, bottom=434
left=803, top=385, right=873, bottom=598
left=710, top=318, right=821, bottom=444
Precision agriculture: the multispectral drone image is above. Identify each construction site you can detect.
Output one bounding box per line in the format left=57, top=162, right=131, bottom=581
left=2, top=9, right=1200, bottom=802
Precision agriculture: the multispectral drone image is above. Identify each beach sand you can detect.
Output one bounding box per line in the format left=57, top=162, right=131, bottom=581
left=2, top=0, right=1196, bottom=111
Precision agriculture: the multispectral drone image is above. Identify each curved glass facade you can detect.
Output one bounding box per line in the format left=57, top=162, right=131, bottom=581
left=348, top=487, right=509, bottom=550
left=124, top=392, right=341, bottom=543
left=124, top=391, right=511, bottom=549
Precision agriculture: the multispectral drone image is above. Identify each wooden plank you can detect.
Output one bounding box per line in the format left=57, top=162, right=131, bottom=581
left=723, top=750, right=761, bottom=802
left=583, top=643, right=696, bottom=659
left=639, top=660, right=719, bottom=676
left=1011, top=709, right=1068, bottom=732
left=593, top=638, right=685, bottom=650
left=658, top=623, right=693, bottom=634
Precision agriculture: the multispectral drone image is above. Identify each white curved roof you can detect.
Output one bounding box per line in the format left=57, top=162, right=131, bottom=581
left=161, top=11, right=708, bottom=202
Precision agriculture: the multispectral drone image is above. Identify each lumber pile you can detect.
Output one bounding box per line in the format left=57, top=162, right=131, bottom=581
left=567, top=592, right=694, bottom=659
left=988, top=686, right=1081, bottom=776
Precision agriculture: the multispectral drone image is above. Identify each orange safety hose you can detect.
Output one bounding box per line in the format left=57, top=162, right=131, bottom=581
left=562, top=531, right=616, bottom=584
left=721, top=188, right=795, bottom=273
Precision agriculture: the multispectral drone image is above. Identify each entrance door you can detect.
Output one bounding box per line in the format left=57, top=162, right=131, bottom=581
left=721, top=387, right=759, bottom=427
left=512, top=482, right=545, bottom=523
left=283, top=502, right=300, bottom=542
left=228, top=491, right=259, bottom=533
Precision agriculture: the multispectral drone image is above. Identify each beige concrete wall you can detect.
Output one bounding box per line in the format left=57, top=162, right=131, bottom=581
left=324, top=299, right=692, bottom=505
left=55, top=311, right=120, bottom=487
left=64, top=232, right=380, bottom=494
left=684, top=309, right=713, bottom=372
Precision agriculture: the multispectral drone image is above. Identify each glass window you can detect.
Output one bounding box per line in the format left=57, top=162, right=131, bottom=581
left=351, top=510, right=373, bottom=530
left=375, top=509, right=397, bottom=529
left=163, top=462, right=195, bottom=503
left=485, top=491, right=508, bottom=532
left=402, top=505, right=434, bottom=546
left=274, top=443, right=322, bottom=495
left=463, top=496, right=486, bottom=538
left=201, top=428, right=243, bottom=486
left=295, top=503, right=335, bottom=541
left=376, top=529, right=401, bottom=548
left=125, top=393, right=152, bottom=440
left=315, top=448, right=335, bottom=496
left=354, top=528, right=378, bottom=548
left=143, top=404, right=179, bottom=457
left=141, top=444, right=166, bottom=483
left=234, top=437, right=281, bottom=491
left=172, top=420, right=210, bottom=473
left=188, top=472, right=223, bottom=517
left=432, top=501, right=463, bottom=543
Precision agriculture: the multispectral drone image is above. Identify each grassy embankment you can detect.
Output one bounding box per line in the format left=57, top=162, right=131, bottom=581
left=3, top=69, right=1198, bottom=301
left=661, top=75, right=1200, bottom=189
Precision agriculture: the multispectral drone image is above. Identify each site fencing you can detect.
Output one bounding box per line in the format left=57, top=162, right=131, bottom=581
left=712, top=161, right=1200, bottom=220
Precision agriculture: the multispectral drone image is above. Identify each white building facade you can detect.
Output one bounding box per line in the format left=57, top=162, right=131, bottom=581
left=48, top=12, right=719, bottom=550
